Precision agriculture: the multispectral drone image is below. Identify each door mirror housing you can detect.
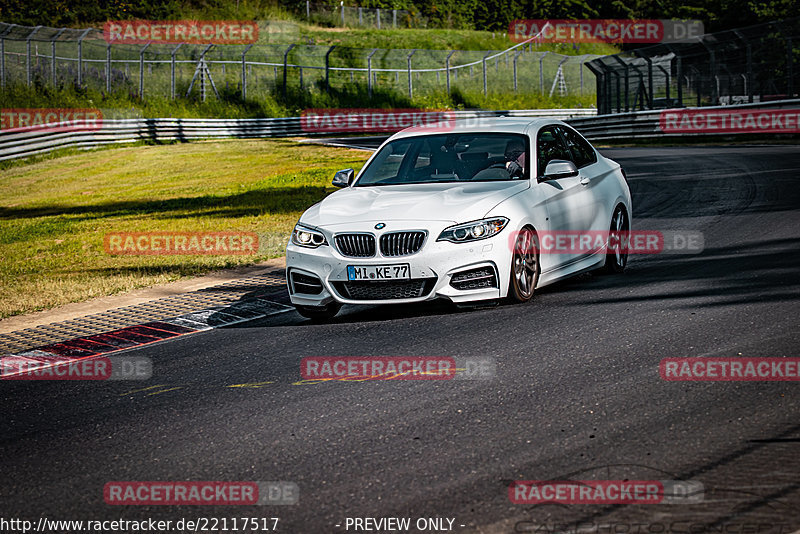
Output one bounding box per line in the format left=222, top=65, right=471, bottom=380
left=540, top=160, right=578, bottom=182
left=332, top=168, right=355, bottom=188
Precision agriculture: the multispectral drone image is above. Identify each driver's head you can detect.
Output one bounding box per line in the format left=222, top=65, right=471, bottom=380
left=505, top=139, right=525, bottom=161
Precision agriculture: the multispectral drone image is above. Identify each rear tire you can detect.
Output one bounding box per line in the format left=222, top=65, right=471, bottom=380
left=295, top=302, right=341, bottom=321
left=507, top=227, right=540, bottom=303
left=603, top=205, right=629, bottom=273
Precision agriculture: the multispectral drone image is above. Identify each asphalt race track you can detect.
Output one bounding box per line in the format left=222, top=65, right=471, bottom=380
left=2, top=146, right=800, bottom=533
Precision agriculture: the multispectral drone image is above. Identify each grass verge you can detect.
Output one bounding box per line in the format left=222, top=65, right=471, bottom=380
left=0, top=138, right=371, bottom=319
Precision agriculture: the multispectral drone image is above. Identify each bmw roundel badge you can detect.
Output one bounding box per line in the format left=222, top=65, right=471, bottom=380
left=375, top=223, right=386, bottom=229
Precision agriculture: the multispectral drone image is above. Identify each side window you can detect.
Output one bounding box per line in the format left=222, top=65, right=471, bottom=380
left=537, top=126, right=573, bottom=175
left=559, top=126, right=597, bottom=168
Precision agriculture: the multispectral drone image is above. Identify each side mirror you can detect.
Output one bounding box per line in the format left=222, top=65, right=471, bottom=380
left=540, top=159, right=578, bottom=181
left=332, top=168, right=354, bottom=188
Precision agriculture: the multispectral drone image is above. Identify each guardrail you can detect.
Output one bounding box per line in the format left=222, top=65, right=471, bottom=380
left=568, top=99, right=800, bottom=141
left=0, top=108, right=596, bottom=162
left=3, top=100, right=799, bottom=162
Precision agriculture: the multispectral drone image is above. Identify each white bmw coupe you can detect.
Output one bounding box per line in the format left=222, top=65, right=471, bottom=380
left=286, top=118, right=631, bottom=320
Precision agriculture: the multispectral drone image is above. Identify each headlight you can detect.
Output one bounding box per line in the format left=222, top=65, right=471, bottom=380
left=291, top=225, right=327, bottom=248
left=437, top=217, right=508, bottom=243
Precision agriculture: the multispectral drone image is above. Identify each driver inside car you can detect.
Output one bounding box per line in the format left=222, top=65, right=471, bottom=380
left=504, top=139, right=526, bottom=178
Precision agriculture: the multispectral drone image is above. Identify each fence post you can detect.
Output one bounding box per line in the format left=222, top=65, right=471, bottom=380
left=171, top=43, right=182, bottom=100
left=106, top=42, right=112, bottom=92
left=306, top=0, right=310, bottom=19
left=367, top=48, right=378, bottom=97
left=513, top=49, right=523, bottom=92
left=283, top=43, right=296, bottom=94
left=0, top=25, right=16, bottom=89
left=376, top=8, right=381, bottom=29
left=77, top=28, right=90, bottom=87
left=241, top=43, right=253, bottom=99
left=539, top=51, right=549, bottom=93
left=407, top=49, right=416, bottom=99
left=393, top=10, right=397, bottom=28
left=445, top=50, right=456, bottom=93
left=139, top=42, right=150, bottom=98
left=324, top=45, right=336, bottom=92
left=51, top=28, right=66, bottom=86
left=26, top=26, right=41, bottom=87
left=341, top=1, right=345, bottom=26
left=580, top=59, right=585, bottom=95
left=787, top=37, right=794, bottom=98
left=482, top=51, right=491, bottom=96
left=611, top=55, right=629, bottom=111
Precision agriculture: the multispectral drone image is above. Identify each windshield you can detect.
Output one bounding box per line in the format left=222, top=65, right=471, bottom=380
left=355, top=133, right=529, bottom=186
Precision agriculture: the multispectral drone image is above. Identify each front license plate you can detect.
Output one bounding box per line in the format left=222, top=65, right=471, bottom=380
left=347, top=264, right=410, bottom=281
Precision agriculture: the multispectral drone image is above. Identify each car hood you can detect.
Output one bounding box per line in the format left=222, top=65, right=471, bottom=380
left=302, top=181, right=530, bottom=228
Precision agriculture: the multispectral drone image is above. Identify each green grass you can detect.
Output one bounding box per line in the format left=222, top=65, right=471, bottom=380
left=0, top=139, right=371, bottom=318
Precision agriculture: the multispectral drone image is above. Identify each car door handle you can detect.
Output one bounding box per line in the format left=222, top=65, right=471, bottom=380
left=580, top=176, right=590, bottom=185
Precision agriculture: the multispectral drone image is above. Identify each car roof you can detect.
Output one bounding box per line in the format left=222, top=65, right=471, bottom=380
left=389, top=117, right=564, bottom=140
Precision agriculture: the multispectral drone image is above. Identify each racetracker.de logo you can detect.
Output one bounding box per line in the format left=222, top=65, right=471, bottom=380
left=660, top=358, right=800, bottom=381
left=104, top=481, right=298, bottom=505
left=509, top=480, right=703, bottom=504
left=1, top=356, right=152, bottom=380
left=300, top=109, right=456, bottom=134
left=509, top=19, right=704, bottom=44
left=104, top=232, right=259, bottom=256
left=103, top=20, right=259, bottom=44
left=301, top=357, right=456, bottom=381
left=1, top=108, right=103, bottom=133
left=660, top=108, right=800, bottom=134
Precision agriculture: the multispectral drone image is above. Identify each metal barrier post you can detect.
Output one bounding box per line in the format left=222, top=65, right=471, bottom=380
left=446, top=50, right=456, bottom=93
left=367, top=48, right=378, bottom=97
left=51, top=28, right=66, bottom=86
left=611, top=55, right=629, bottom=111
left=77, top=28, right=90, bottom=87
left=139, top=42, right=150, bottom=98
left=106, top=42, right=112, bottom=92
left=26, top=26, right=42, bottom=87
left=513, top=50, right=523, bottom=92
left=539, top=51, right=549, bottom=93
left=171, top=43, right=182, bottom=100
left=482, top=51, right=491, bottom=96
left=407, top=49, right=416, bottom=99
left=241, top=43, right=253, bottom=99
left=324, top=45, right=335, bottom=92
left=284, top=43, right=296, bottom=94
left=0, top=24, right=16, bottom=89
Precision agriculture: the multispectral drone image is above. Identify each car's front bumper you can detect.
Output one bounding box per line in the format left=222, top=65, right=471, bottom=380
left=286, top=221, right=513, bottom=307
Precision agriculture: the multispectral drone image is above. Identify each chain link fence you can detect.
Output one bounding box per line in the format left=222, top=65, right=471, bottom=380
left=302, top=2, right=426, bottom=29
left=0, top=22, right=600, bottom=104
left=588, top=17, right=800, bottom=114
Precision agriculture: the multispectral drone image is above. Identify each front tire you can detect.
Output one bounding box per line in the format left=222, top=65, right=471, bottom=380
left=295, top=302, right=341, bottom=321
left=603, top=205, right=629, bottom=273
left=507, top=227, right=540, bottom=303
